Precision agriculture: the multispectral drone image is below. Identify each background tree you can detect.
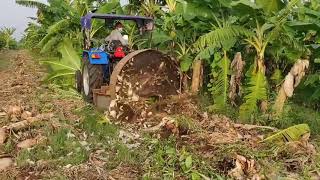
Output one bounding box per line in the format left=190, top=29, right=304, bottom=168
left=0, top=27, right=17, bottom=50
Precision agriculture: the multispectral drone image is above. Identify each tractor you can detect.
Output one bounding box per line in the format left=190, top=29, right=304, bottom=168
left=76, top=13, right=181, bottom=111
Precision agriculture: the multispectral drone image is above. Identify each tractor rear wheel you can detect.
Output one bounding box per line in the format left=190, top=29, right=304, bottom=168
left=82, top=55, right=103, bottom=102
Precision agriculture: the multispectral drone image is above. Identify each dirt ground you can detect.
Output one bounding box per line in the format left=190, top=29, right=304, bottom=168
left=0, top=50, right=89, bottom=179
left=0, top=50, right=319, bottom=179
left=0, top=50, right=41, bottom=110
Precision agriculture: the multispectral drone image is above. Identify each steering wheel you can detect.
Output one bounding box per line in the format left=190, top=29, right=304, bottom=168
left=102, top=40, right=131, bottom=52
left=102, top=41, right=115, bottom=52
left=99, top=44, right=106, bottom=51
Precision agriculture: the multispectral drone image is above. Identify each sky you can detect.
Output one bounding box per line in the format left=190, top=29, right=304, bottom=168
left=0, top=0, right=37, bottom=40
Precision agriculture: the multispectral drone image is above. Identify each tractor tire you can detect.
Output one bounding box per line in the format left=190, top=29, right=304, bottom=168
left=82, top=55, right=103, bottom=102
left=75, top=70, right=82, bottom=93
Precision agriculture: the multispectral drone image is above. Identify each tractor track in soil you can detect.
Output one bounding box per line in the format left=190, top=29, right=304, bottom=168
left=0, top=50, right=82, bottom=121
left=0, top=50, right=43, bottom=111
left=0, top=50, right=103, bottom=179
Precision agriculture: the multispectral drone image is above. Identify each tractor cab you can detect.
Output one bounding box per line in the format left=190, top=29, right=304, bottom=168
left=81, top=13, right=153, bottom=61
left=76, top=13, right=154, bottom=104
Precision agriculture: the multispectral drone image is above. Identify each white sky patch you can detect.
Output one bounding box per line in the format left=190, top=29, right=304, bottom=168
left=120, top=0, right=129, bottom=7
left=0, top=0, right=40, bottom=40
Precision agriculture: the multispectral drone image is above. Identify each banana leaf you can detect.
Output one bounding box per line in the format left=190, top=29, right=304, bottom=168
left=262, top=124, right=310, bottom=144
left=43, top=69, right=75, bottom=82
left=41, top=39, right=81, bottom=82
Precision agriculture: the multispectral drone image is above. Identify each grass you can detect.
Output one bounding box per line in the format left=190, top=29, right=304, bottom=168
left=3, top=138, right=14, bottom=154
left=78, top=106, right=118, bottom=139
left=16, top=127, right=89, bottom=168
left=275, top=103, right=320, bottom=135
left=0, top=51, right=11, bottom=71
left=140, top=136, right=224, bottom=179
left=25, top=102, right=222, bottom=179
left=11, top=81, right=319, bottom=179
left=14, top=101, right=148, bottom=177
left=26, top=91, right=318, bottom=179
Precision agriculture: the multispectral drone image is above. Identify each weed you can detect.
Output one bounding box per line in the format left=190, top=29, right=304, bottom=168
left=197, top=91, right=212, bottom=112
left=208, top=104, right=239, bottom=121
left=3, top=138, right=14, bottom=154
left=104, top=142, right=144, bottom=170
left=16, top=149, right=32, bottom=167
left=78, top=105, right=118, bottom=141
left=142, top=137, right=220, bottom=179
left=271, top=103, right=320, bottom=135
left=48, top=128, right=88, bottom=165
left=47, top=84, right=82, bottom=100
left=76, top=105, right=147, bottom=170
left=145, top=96, right=160, bottom=105
left=15, top=127, right=89, bottom=168
left=174, top=115, right=199, bottom=133
left=50, top=129, right=68, bottom=152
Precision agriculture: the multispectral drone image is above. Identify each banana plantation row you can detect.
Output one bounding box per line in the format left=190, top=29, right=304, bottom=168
left=14, top=0, right=320, bottom=130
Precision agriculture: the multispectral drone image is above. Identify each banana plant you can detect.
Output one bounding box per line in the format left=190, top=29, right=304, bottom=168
left=15, top=0, right=48, bottom=9
left=165, top=0, right=176, bottom=13
left=176, top=39, right=192, bottom=72
left=207, top=51, right=231, bottom=110
left=41, top=39, right=81, bottom=81
left=0, top=27, right=16, bottom=49
left=140, top=0, right=163, bottom=18
left=239, top=0, right=300, bottom=120
left=194, top=16, right=251, bottom=109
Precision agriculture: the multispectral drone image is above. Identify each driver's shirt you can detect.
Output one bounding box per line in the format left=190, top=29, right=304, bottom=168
left=105, top=29, right=128, bottom=46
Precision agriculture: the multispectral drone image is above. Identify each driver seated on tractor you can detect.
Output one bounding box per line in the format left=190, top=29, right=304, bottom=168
left=105, top=22, right=128, bottom=47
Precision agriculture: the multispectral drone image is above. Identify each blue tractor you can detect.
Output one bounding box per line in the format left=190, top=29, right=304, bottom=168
left=76, top=13, right=181, bottom=111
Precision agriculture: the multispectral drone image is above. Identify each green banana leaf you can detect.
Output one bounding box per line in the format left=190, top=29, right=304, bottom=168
left=41, top=39, right=81, bottom=82
left=43, top=69, right=76, bottom=82
left=57, top=40, right=81, bottom=71
left=256, top=0, right=285, bottom=14
left=263, top=124, right=310, bottom=144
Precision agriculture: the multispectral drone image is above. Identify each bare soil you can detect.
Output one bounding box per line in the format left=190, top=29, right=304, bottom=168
left=0, top=50, right=42, bottom=112
left=0, top=50, right=82, bottom=122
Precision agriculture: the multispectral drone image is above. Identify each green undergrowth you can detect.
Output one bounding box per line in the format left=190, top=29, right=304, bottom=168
left=15, top=101, right=225, bottom=178
left=142, top=136, right=224, bottom=180
left=0, top=51, right=12, bottom=71
left=202, top=88, right=320, bottom=136
left=78, top=106, right=223, bottom=179
left=13, top=79, right=319, bottom=179
left=78, top=106, right=145, bottom=169
left=272, top=103, right=320, bottom=135
left=16, top=126, right=89, bottom=168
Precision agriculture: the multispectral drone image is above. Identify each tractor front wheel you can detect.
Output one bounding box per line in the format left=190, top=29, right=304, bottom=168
left=82, top=56, right=103, bottom=102
left=75, top=70, right=82, bottom=93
